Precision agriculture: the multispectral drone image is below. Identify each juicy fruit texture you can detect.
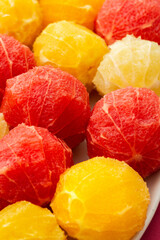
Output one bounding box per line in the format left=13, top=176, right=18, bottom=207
left=33, top=21, right=108, bottom=91
left=1, top=66, right=90, bottom=148
left=87, top=87, right=160, bottom=178
left=95, top=0, right=160, bottom=45
left=40, top=0, right=105, bottom=30
left=0, top=201, right=66, bottom=240
left=0, top=34, right=36, bottom=103
left=93, top=35, right=160, bottom=96
left=0, top=0, right=42, bottom=46
left=0, top=124, right=72, bottom=210
left=51, top=157, right=150, bottom=240
left=0, top=113, right=9, bottom=139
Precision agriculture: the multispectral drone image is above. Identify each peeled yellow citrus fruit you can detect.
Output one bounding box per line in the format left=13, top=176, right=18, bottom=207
left=93, top=35, right=160, bottom=96
left=40, top=0, right=105, bottom=30
left=51, top=157, right=150, bottom=240
left=0, top=0, right=42, bottom=46
left=0, top=113, right=9, bottom=139
left=33, top=21, right=108, bottom=90
left=0, top=201, right=66, bottom=240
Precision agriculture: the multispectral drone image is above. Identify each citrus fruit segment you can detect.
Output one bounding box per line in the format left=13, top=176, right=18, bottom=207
left=0, top=113, right=9, bottom=139
left=1, top=66, right=90, bottom=148
left=0, top=0, right=42, bottom=46
left=0, top=201, right=66, bottom=240
left=33, top=21, right=108, bottom=91
left=87, top=87, right=160, bottom=178
left=40, top=0, right=105, bottom=30
left=93, top=35, right=160, bottom=96
left=0, top=34, right=36, bottom=103
left=95, top=0, right=160, bottom=45
left=0, top=123, right=72, bottom=210
left=51, top=157, right=150, bottom=240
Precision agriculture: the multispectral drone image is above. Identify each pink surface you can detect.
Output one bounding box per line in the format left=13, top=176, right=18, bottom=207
left=141, top=203, right=160, bottom=240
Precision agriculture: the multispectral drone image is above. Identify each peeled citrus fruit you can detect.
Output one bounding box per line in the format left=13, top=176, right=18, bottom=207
left=0, top=113, right=9, bottom=139
left=1, top=66, right=90, bottom=148
left=33, top=21, right=108, bottom=91
left=0, top=201, right=66, bottom=240
left=0, top=34, right=36, bottom=103
left=93, top=35, right=160, bottom=96
left=51, top=157, right=150, bottom=240
left=0, top=123, right=72, bottom=210
left=40, top=0, right=105, bottom=30
left=95, top=0, right=160, bottom=45
left=0, top=0, right=42, bottom=46
left=87, top=87, right=160, bottom=178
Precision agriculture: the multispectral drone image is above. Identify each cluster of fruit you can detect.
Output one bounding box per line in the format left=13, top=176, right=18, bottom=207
left=0, top=0, right=160, bottom=240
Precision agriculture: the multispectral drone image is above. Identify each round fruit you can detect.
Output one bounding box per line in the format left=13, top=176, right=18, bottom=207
left=87, top=87, right=160, bottom=178
left=40, top=0, right=105, bottom=30
left=0, top=201, right=66, bottom=240
left=0, top=113, right=9, bottom=139
left=93, top=35, right=160, bottom=96
left=0, top=0, right=42, bottom=46
left=51, top=157, right=150, bottom=240
left=0, top=123, right=72, bottom=210
left=95, top=0, right=160, bottom=45
left=33, top=21, right=108, bottom=91
left=0, top=34, right=36, bottom=103
left=1, top=66, right=90, bottom=148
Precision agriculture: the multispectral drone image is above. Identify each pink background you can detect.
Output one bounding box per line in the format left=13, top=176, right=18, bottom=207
left=141, top=203, right=160, bottom=240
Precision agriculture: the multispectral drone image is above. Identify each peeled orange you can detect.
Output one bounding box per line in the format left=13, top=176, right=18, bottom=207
left=40, top=0, right=105, bottom=30
left=0, top=113, right=9, bottom=139
left=0, top=201, right=66, bottom=240
left=33, top=21, right=108, bottom=91
left=93, top=35, right=160, bottom=96
left=51, top=157, right=150, bottom=240
left=0, top=0, right=42, bottom=46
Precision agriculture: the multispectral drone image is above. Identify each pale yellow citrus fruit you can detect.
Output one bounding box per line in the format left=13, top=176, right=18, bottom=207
left=0, top=201, right=66, bottom=240
left=93, top=35, right=160, bottom=96
left=51, top=157, right=150, bottom=240
left=0, top=113, right=9, bottom=139
left=39, top=0, right=105, bottom=30
left=0, top=0, right=42, bottom=46
left=33, top=21, right=108, bottom=91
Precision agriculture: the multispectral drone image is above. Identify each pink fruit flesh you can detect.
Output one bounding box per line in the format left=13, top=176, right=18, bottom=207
left=87, top=87, right=160, bottom=178
left=95, top=0, right=160, bottom=45
left=0, top=123, right=72, bottom=210
left=1, top=66, right=90, bottom=148
left=0, top=34, right=35, bottom=103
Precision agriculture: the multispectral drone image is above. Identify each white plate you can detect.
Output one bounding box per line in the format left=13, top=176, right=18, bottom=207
left=72, top=90, right=160, bottom=240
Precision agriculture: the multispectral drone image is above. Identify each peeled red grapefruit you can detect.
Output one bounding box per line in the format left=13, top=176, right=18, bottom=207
left=0, top=123, right=72, bottom=210
left=0, top=34, right=36, bottom=104
left=1, top=66, right=90, bottom=148
left=87, top=87, right=160, bottom=178
left=95, top=0, right=160, bottom=45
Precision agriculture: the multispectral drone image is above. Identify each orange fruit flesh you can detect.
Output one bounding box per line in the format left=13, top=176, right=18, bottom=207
left=51, top=157, right=150, bottom=240
left=0, top=113, right=9, bottom=139
left=0, top=201, right=66, bottom=240
left=0, top=0, right=42, bottom=46
left=40, top=0, right=105, bottom=30
left=33, top=21, right=108, bottom=91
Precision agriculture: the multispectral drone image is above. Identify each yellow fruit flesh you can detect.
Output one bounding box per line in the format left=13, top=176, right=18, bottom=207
left=40, top=0, right=105, bottom=30
left=93, top=35, right=160, bottom=96
left=51, top=157, right=150, bottom=240
left=0, top=201, right=66, bottom=240
left=0, top=0, right=42, bottom=46
left=0, top=113, right=9, bottom=139
left=33, top=21, right=108, bottom=91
